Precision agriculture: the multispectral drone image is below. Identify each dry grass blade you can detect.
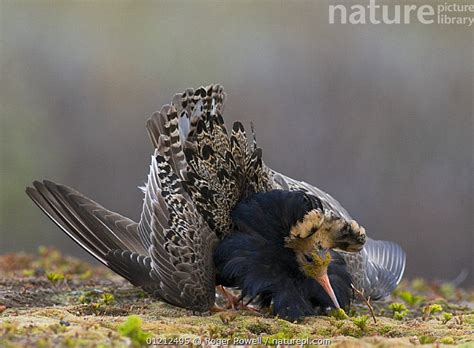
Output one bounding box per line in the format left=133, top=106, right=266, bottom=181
left=351, top=283, right=377, bottom=324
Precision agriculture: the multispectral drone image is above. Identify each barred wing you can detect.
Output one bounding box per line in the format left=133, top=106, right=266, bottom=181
left=139, top=128, right=218, bottom=310
left=341, top=239, right=406, bottom=299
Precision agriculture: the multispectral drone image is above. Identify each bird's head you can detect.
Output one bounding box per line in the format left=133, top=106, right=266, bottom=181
left=285, top=207, right=366, bottom=308
left=301, top=248, right=340, bottom=308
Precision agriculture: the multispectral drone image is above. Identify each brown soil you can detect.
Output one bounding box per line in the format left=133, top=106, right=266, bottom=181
left=1, top=247, right=472, bottom=347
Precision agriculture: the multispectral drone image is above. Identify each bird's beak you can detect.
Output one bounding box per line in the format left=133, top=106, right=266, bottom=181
left=316, top=272, right=340, bottom=308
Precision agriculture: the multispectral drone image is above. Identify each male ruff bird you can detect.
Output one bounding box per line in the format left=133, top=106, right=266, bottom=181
left=26, top=84, right=406, bottom=321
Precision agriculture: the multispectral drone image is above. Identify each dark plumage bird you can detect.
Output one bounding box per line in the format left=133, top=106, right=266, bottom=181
left=214, top=190, right=355, bottom=320
left=26, top=84, right=405, bottom=321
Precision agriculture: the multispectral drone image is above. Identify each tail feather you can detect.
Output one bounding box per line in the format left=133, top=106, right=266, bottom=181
left=147, top=105, right=188, bottom=178
left=146, top=109, right=168, bottom=150
left=170, top=85, right=226, bottom=142
left=26, top=180, right=151, bottom=285
left=147, top=84, right=226, bottom=153
left=146, top=85, right=273, bottom=238
left=27, top=181, right=110, bottom=264
left=140, top=103, right=190, bottom=250
left=105, top=250, right=159, bottom=294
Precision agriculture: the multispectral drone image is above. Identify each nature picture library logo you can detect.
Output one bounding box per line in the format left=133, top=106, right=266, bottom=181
left=329, top=0, right=474, bottom=26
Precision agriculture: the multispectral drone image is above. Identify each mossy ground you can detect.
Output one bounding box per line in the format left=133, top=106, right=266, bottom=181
left=0, top=247, right=473, bottom=347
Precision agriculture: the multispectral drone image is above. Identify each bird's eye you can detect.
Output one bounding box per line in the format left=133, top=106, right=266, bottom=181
left=304, top=254, right=313, bottom=262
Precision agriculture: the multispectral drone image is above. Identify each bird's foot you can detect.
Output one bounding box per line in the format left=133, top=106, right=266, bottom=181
left=218, top=286, right=240, bottom=309
left=237, top=302, right=263, bottom=315
left=216, top=286, right=262, bottom=315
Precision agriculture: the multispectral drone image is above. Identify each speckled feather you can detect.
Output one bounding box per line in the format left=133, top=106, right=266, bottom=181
left=183, top=117, right=274, bottom=237
left=145, top=152, right=218, bottom=310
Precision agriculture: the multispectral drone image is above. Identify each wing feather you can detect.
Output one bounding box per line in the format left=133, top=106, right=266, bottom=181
left=138, top=126, right=218, bottom=310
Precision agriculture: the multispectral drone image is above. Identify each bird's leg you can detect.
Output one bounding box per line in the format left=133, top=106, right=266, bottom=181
left=231, top=295, right=263, bottom=315
left=216, top=286, right=263, bottom=314
left=218, top=285, right=240, bottom=309
left=211, top=285, right=236, bottom=311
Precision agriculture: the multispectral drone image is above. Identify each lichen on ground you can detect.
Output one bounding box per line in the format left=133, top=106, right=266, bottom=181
left=0, top=247, right=473, bottom=347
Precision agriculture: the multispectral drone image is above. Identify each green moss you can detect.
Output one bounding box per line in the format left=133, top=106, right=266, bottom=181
left=63, top=337, right=75, bottom=347
left=261, top=331, right=295, bottom=344
left=339, top=323, right=363, bottom=338
left=86, top=289, right=103, bottom=299
left=442, top=312, right=453, bottom=324
left=101, top=293, right=115, bottom=305
left=429, top=304, right=443, bottom=314
left=245, top=319, right=272, bottom=335
left=333, top=321, right=345, bottom=330
left=399, top=290, right=425, bottom=306
left=351, top=315, right=369, bottom=332
left=316, top=326, right=334, bottom=336
left=0, top=321, right=19, bottom=336
left=440, top=336, right=455, bottom=344
left=274, top=319, right=299, bottom=338
left=46, top=271, right=65, bottom=285
left=439, top=283, right=455, bottom=299
left=22, top=269, right=34, bottom=277
left=79, top=270, right=92, bottom=280
left=423, top=304, right=443, bottom=320
left=36, top=337, right=50, bottom=348
left=329, top=308, right=349, bottom=320
left=388, top=303, right=406, bottom=313
left=388, top=303, right=409, bottom=320
left=464, top=314, right=474, bottom=325
left=48, top=323, right=68, bottom=334
left=117, top=315, right=151, bottom=347
left=207, top=324, right=225, bottom=339
left=393, top=311, right=407, bottom=320
left=96, top=344, right=109, bottom=348
left=378, top=325, right=393, bottom=335
left=418, top=335, right=436, bottom=344
left=2, top=250, right=474, bottom=347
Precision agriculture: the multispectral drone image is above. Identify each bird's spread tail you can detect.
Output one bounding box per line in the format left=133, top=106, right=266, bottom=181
left=146, top=84, right=274, bottom=238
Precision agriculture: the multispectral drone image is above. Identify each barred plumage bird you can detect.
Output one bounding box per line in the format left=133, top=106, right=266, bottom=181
left=26, top=84, right=405, bottom=321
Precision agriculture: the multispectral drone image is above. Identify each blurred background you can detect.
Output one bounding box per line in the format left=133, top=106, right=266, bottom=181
left=1, top=1, right=472, bottom=285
